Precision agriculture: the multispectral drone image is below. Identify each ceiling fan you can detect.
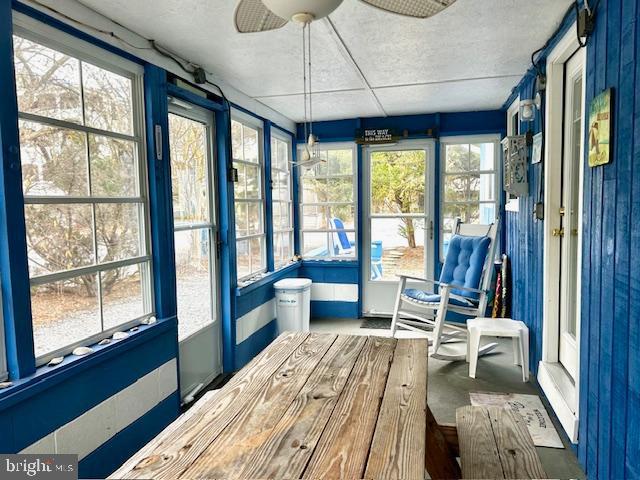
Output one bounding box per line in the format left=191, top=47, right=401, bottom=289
left=234, top=0, right=457, bottom=168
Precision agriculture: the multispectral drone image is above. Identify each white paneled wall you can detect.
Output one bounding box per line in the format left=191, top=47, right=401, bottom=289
left=236, top=299, right=276, bottom=345
left=20, top=359, right=178, bottom=459
left=310, top=283, right=359, bottom=303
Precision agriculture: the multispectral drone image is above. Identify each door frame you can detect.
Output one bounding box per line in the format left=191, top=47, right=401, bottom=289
left=168, top=100, right=223, bottom=401
left=361, top=139, right=436, bottom=316
left=539, top=23, right=585, bottom=443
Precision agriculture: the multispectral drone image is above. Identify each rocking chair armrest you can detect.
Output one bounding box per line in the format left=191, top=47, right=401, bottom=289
left=396, top=275, right=443, bottom=285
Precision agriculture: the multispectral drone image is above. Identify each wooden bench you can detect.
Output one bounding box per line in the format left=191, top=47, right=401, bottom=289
left=435, top=405, right=547, bottom=479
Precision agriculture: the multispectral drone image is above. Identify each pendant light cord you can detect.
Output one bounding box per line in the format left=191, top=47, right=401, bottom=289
left=302, top=23, right=308, bottom=144
left=307, top=22, right=313, bottom=139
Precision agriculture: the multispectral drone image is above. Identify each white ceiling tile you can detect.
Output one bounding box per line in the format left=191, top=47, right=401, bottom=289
left=374, top=77, right=522, bottom=116
left=257, top=90, right=381, bottom=122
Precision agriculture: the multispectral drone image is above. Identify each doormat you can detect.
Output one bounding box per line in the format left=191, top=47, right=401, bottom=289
left=360, top=318, right=391, bottom=330
left=469, top=392, right=564, bottom=448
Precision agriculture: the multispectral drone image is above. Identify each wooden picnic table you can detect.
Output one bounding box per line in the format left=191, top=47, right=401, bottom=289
left=111, top=332, right=460, bottom=480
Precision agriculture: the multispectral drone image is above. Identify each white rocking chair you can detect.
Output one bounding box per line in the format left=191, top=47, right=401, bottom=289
left=390, top=220, right=499, bottom=361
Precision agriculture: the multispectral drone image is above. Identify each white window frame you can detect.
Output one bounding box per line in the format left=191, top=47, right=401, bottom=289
left=505, top=97, right=521, bottom=212
left=440, top=135, right=501, bottom=261
left=298, top=142, right=358, bottom=261
left=231, top=109, right=266, bottom=281
left=13, top=17, right=154, bottom=366
left=270, top=130, right=294, bottom=270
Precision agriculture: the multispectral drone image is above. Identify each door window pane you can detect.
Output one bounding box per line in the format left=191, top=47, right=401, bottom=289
left=371, top=150, right=425, bottom=214
left=370, top=217, right=425, bottom=281
left=175, top=230, right=212, bottom=340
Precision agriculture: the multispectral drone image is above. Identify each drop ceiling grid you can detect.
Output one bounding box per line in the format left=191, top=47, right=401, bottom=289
left=73, top=0, right=575, bottom=121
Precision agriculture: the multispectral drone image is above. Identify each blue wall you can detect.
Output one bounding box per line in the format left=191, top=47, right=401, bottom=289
left=505, top=1, right=640, bottom=478
left=297, top=111, right=506, bottom=318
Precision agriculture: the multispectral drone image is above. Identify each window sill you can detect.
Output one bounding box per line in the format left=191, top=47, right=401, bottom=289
left=301, top=259, right=359, bottom=268
left=0, top=316, right=176, bottom=413
left=235, top=262, right=301, bottom=297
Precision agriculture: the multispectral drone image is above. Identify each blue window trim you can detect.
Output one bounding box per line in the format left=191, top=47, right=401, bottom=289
left=235, top=261, right=301, bottom=297
left=0, top=5, right=35, bottom=379
left=264, top=121, right=275, bottom=272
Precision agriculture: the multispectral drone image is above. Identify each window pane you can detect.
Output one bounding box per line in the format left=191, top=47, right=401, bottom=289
left=95, top=203, right=141, bottom=262
left=479, top=174, right=495, bottom=201
left=302, top=178, right=327, bottom=203
left=370, top=217, right=425, bottom=281
left=169, top=113, right=209, bottom=225
left=25, top=204, right=94, bottom=276
left=245, top=165, right=261, bottom=199
left=231, top=120, right=243, bottom=160
left=236, top=240, right=250, bottom=279
left=82, top=62, right=133, bottom=135
left=13, top=35, right=82, bottom=123
left=277, top=139, right=288, bottom=170
left=279, top=202, right=291, bottom=230
left=102, top=263, right=147, bottom=330
left=303, top=232, right=328, bottom=258
left=19, top=120, right=88, bottom=196
left=248, top=203, right=262, bottom=235
left=479, top=203, right=496, bottom=224
left=89, top=134, right=137, bottom=197
left=273, top=232, right=282, bottom=267
left=31, top=275, right=100, bottom=358
left=371, top=150, right=425, bottom=214
left=325, top=178, right=353, bottom=203
left=250, top=237, right=263, bottom=271
left=175, top=230, right=212, bottom=340
left=302, top=205, right=327, bottom=229
left=274, top=172, right=289, bottom=201
left=445, top=144, right=470, bottom=173
left=330, top=230, right=356, bottom=257
left=329, top=205, right=355, bottom=229
left=235, top=203, right=248, bottom=238
left=243, top=126, right=258, bottom=163
left=444, top=174, right=480, bottom=202
left=234, top=163, right=246, bottom=199
left=328, top=149, right=353, bottom=175
left=474, top=143, right=495, bottom=170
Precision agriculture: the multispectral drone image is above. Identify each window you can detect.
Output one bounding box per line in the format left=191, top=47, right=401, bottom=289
left=232, top=114, right=266, bottom=280
left=441, top=137, right=499, bottom=258
left=299, top=144, right=357, bottom=259
left=271, top=133, right=294, bottom=269
left=13, top=33, right=152, bottom=362
left=168, top=107, right=216, bottom=341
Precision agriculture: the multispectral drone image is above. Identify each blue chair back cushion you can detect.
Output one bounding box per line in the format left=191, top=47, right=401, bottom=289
left=439, top=234, right=491, bottom=300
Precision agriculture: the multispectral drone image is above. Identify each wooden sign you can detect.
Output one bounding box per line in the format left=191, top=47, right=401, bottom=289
left=588, top=88, right=612, bottom=167
left=355, top=128, right=400, bottom=145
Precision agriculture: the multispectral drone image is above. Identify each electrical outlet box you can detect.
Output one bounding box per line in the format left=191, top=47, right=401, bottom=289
left=578, top=9, right=595, bottom=37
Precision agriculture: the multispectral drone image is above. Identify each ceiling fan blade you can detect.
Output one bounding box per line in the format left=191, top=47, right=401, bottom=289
left=359, top=0, right=456, bottom=18
left=234, top=0, right=288, bottom=33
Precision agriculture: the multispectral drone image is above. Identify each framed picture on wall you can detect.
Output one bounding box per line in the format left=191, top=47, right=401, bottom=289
left=531, top=132, right=543, bottom=164
left=588, top=88, right=612, bottom=167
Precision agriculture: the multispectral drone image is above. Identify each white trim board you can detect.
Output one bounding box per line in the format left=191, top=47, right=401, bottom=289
left=236, top=299, right=276, bottom=345
left=539, top=23, right=583, bottom=444
left=20, top=359, right=178, bottom=459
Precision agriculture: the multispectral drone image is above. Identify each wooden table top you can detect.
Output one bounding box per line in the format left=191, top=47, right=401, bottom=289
left=111, top=332, right=430, bottom=480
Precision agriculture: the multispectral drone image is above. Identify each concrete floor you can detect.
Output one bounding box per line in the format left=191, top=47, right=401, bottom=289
left=311, top=317, right=586, bottom=480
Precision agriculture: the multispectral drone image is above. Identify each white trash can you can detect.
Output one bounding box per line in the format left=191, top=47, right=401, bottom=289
left=273, top=278, right=312, bottom=333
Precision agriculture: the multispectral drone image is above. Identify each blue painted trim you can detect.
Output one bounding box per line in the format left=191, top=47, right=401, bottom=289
left=264, top=121, right=275, bottom=272
left=0, top=317, right=176, bottom=414
left=234, top=319, right=278, bottom=370
left=11, top=1, right=143, bottom=65
left=230, top=102, right=294, bottom=137
left=79, top=392, right=180, bottom=479
left=310, top=301, right=358, bottom=318
left=301, top=260, right=359, bottom=268
left=215, top=104, right=236, bottom=372
left=235, top=262, right=300, bottom=298
left=0, top=5, right=35, bottom=379
left=356, top=145, right=364, bottom=317
left=167, top=83, right=225, bottom=112
left=144, top=65, right=177, bottom=321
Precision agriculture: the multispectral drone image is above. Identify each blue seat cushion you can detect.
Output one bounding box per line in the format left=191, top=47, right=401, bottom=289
left=402, top=289, right=476, bottom=307
left=439, top=234, right=491, bottom=300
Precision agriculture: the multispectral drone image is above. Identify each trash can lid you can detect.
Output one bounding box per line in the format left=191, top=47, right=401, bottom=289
left=274, top=278, right=312, bottom=291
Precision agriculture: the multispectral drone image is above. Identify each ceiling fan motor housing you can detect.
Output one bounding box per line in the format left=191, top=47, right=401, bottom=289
left=262, top=0, right=343, bottom=21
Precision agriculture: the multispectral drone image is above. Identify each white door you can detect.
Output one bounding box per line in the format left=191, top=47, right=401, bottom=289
left=558, top=51, right=585, bottom=380
left=362, top=141, right=435, bottom=315
left=168, top=102, right=222, bottom=401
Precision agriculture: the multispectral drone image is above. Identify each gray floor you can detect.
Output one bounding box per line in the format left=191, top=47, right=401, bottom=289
left=311, top=317, right=586, bottom=480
